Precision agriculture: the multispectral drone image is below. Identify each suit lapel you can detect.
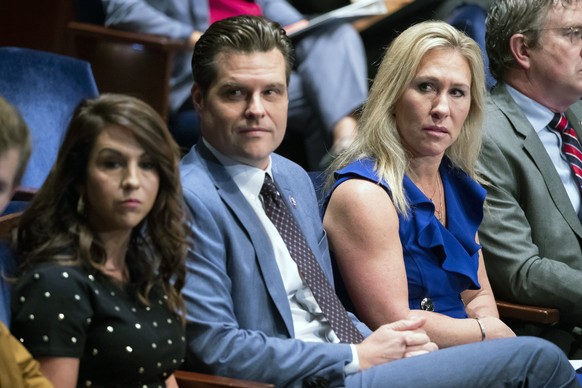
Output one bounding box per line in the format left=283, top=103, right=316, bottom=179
left=271, top=164, right=318, bottom=256
left=565, top=109, right=582, bottom=225
left=565, top=109, right=582, bottom=143
left=197, top=144, right=295, bottom=336
left=493, top=87, right=582, bottom=238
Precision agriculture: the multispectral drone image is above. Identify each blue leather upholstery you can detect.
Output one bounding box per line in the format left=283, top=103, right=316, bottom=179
left=0, top=243, right=15, bottom=326
left=447, top=3, right=495, bottom=90
left=0, top=47, right=99, bottom=190
left=0, top=48, right=97, bottom=325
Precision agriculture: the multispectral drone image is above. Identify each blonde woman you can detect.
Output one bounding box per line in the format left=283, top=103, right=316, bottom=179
left=323, top=21, right=514, bottom=348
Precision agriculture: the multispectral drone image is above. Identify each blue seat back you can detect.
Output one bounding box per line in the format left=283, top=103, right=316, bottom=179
left=0, top=47, right=99, bottom=190
left=0, top=242, right=15, bottom=326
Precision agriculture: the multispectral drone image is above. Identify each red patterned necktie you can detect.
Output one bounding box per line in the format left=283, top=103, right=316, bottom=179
left=260, top=174, right=364, bottom=344
left=550, top=113, right=582, bottom=192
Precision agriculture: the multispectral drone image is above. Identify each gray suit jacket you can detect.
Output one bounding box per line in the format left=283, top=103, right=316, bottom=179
left=179, top=143, right=371, bottom=387
left=477, top=83, right=582, bottom=325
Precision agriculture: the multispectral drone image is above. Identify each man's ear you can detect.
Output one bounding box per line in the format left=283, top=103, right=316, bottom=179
left=509, top=33, right=532, bottom=70
left=191, top=84, right=203, bottom=112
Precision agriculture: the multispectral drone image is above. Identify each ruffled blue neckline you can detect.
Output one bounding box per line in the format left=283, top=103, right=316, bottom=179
left=332, top=158, right=485, bottom=290
left=403, top=160, right=484, bottom=289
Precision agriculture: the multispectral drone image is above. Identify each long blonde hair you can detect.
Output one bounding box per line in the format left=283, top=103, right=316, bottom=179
left=328, top=20, right=486, bottom=214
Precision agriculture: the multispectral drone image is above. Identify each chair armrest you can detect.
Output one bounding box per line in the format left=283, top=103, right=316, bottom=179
left=496, top=299, right=560, bottom=325
left=174, top=370, right=274, bottom=388
left=11, top=187, right=37, bottom=202
left=68, top=21, right=188, bottom=52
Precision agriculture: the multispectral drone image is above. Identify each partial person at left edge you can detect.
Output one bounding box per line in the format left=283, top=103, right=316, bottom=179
left=0, top=95, right=52, bottom=387
left=10, top=94, right=190, bottom=388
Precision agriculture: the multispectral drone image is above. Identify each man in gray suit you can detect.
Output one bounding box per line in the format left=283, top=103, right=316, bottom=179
left=477, top=0, right=582, bottom=354
left=180, top=14, right=578, bottom=387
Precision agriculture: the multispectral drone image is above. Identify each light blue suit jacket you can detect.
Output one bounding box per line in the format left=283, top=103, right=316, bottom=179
left=180, top=143, right=371, bottom=387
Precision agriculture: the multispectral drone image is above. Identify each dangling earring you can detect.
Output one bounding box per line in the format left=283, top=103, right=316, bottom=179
left=77, top=195, right=85, bottom=215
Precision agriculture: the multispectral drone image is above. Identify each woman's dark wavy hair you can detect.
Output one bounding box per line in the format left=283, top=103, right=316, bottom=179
left=15, top=94, right=190, bottom=319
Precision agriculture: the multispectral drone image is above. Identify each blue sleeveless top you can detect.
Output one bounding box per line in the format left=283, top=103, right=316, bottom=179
left=326, top=158, right=486, bottom=318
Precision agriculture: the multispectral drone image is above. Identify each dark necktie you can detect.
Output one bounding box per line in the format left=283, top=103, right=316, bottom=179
left=550, top=112, right=582, bottom=192
left=260, top=174, right=364, bottom=344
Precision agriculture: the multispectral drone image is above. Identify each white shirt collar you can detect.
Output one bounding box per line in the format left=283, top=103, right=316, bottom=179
left=505, top=85, right=557, bottom=133
left=202, top=138, right=273, bottom=198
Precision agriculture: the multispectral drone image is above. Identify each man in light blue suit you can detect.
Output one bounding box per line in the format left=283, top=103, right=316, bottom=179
left=180, top=15, right=579, bottom=387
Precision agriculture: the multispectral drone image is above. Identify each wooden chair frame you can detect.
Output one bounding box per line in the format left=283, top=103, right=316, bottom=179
left=496, top=300, right=559, bottom=325
left=67, top=21, right=188, bottom=119
left=175, top=370, right=273, bottom=388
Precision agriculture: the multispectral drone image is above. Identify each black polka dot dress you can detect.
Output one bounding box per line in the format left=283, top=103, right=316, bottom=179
left=11, top=263, right=185, bottom=387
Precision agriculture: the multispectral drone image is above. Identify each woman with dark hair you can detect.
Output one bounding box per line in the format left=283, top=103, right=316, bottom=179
left=11, top=94, right=190, bottom=387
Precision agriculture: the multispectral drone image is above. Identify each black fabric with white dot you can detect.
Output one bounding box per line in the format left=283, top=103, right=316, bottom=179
left=11, top=263, right=185, bottom=387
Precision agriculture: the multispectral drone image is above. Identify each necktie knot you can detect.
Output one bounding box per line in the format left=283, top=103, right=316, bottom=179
left=261, top=174, right=281, bottom=204
left=550, top=112, right=569, bottom=133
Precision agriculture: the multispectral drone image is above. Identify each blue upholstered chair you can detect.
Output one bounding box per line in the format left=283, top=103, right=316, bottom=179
left=0, top=48, right=97, bottom=325
left=447, top=3, right=496, bottom=90
left=0, top=212, right=21, bottom=326
left=0, top=47, right=99, bottom=192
